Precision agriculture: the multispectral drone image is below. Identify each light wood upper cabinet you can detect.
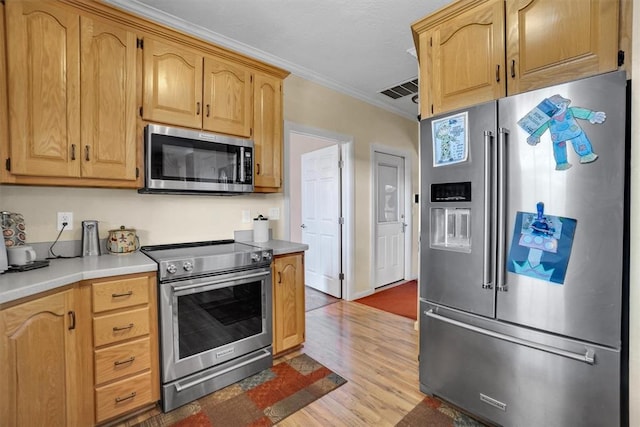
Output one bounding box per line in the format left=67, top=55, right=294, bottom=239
left=412, top=0, right=621, bottom=118
left=253, top=72, right=283, bottom=191
left=272, top=253, right=305, bottom=355
left=6, top=0, right=81, bottom=177
left=430, top=0, right=505, bottom=116
left=80, top=16, right=138, bottom=181
left=203, top=57, right=253, bottom=137
left=505, top=0, right=619, bottom=94
left=142, top=37, right=203, bottom=129
left=0, top=289, right=80, bottom=427
left=4, top=0, right=139, bottom=185
left=143, top=38, right=253, bottom=137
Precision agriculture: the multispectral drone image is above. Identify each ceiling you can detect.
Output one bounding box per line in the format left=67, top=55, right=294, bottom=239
left=105, top=0, right=453, bottom=121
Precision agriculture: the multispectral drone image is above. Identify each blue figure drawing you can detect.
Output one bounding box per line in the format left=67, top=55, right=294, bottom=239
left=525, top=94, right=606, bottom=171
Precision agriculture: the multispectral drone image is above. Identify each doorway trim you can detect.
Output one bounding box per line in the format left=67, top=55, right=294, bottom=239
left=284, top=121, right=355, bottom=300
left=370, top=144, right=413, bottom=291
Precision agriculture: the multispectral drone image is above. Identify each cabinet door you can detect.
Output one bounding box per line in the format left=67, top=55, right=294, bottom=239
left=430, top=0, right=506, bottom=115
left=80, top=17, right=137, bottom=180
left=273, top=253, right=305, bottom=354
left=143, top=38, right=203, bottom=129
left=5, top=0, right=80, bottom=177
left=506, top=0, right=619, bottom=94
left=203, top=57, right=252, bottom=137
left=253, top=72, right=283, bottom=191
left=0, top=290, right=79, bottom=426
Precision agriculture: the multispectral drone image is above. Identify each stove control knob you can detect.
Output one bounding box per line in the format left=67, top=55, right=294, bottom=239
left=183, top=261, right=193, bottom=272
left=262, top=251, right=272, bottom=261
left=166, top=264, right=177, bottom=274
left=251, top=253, right=261, bottom=262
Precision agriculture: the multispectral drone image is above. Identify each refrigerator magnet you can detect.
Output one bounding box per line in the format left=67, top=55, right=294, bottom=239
left=507, top=202, right=577, bottom=285
left=432, top=111, right=469, bottom=167
left=517, top=94, right=606, bottom=171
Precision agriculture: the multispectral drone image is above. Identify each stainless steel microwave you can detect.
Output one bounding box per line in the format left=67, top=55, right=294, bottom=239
left=140, top=124, right=253, bottom=194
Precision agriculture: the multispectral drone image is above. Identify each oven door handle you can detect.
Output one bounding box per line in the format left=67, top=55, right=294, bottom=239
left=174, top=348, right=272, bottom=392
left=171, top=271, right=270, bottom=292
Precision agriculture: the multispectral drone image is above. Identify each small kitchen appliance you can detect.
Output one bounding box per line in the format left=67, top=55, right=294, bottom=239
left=81, top=220, right=101, bottom=257
left=0, top=236, right=7, bottom=273
left=141, top=240, right=274, bottom=412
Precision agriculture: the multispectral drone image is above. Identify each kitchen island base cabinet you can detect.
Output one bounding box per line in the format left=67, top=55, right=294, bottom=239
left=0, top=288, right=82, bottom=427
left=272, top=253, right=305, bottom=355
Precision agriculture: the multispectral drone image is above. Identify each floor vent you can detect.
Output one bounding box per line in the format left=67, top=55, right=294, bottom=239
left=380, top=78, right=419, bottom=100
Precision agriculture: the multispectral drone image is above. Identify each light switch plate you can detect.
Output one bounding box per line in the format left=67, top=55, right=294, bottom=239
left=268, top=207, right=280, bottom=220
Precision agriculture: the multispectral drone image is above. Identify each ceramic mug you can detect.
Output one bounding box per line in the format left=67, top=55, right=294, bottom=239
left=7, top=245, right=36, bottom=266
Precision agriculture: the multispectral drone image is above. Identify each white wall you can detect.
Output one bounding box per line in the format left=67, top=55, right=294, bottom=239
left=284, top=75, right=419, bottom=295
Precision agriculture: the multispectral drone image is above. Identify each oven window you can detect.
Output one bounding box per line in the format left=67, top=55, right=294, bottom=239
left=177, top=281, right=263, bottom=359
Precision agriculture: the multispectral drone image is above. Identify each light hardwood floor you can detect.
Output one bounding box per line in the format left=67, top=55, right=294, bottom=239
left=278, top=300, right=423, bottom=426
left=117, top=300, right=422, bottom=426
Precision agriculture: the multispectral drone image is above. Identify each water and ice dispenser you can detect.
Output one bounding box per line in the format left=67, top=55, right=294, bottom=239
left=429, top=182, right=472, bottom=252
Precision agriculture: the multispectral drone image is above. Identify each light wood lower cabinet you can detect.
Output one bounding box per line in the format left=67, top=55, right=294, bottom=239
left=89, top=272, right=159, bottom=425
left=0, top=272, right=160, bottom=426
left=272, top=252, right=305, bottom=355
left=0, top=288, right=82, bottom=427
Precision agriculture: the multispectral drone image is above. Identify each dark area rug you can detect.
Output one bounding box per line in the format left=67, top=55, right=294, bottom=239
left=354, top=280, right=417, bottom=320
left=396, top=396, right=488, bottom=426
left=136, top=354, right=346, bottom=427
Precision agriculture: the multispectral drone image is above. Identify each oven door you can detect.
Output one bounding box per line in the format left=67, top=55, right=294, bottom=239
left=159, top=267, right=272, bottom=383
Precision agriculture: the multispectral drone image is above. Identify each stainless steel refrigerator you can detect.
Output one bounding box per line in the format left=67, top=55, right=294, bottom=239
left=419, top=71, right=628, bottom=426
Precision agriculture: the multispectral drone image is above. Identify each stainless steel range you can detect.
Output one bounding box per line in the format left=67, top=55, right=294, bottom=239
left=141, top=240, right=273, bottom=412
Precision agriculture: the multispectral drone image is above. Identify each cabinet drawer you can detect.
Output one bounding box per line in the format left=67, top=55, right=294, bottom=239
left=95, top=371, right=153, bottom=423
left=95, top=337, right=151, bottom=385
left=92, top=276, right=149, bottom=313
left=94, top=307, right=150, bottom=347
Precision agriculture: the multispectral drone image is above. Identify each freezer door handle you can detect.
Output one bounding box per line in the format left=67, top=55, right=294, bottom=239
left=496, top=127, right=509, bottom=292
left=482, top=130, right=493, bottom=290
left=424, top=309, right=596, bottom=365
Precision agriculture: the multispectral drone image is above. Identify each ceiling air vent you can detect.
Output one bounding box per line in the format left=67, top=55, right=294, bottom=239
left=380, top=78, right=419, bottom=100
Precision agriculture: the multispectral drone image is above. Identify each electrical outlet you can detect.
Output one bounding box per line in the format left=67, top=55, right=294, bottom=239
left=241, top=209, right=251, bottom=223
left=57, top=212, right=73, bottom=231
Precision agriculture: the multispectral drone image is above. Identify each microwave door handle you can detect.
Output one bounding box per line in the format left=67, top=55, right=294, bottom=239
left=240, top=148, right=245, bottom=182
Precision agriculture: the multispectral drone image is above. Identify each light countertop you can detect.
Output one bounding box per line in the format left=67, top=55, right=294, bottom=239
left=247, top=239, right=309, bottom=255
left=0, top=238, right=307, bottom=306
left=0, top=252, right=157, bottom=305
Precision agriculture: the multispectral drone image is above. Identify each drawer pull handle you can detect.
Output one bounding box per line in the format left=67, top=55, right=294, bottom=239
left=113, top=323, right=134, bottom=332
left=114, top=356, right=135, bottom=366
left=112, top=291, right=133, bottom=298
left=71, top=144, right=76, bottom=161
left=85, top=145, right=90, bottom=161
left=115, top=391, right=136, bottom=403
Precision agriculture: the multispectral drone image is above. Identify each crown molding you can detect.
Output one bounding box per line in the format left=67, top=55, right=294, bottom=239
left=104, top=0, right=417, bottom=121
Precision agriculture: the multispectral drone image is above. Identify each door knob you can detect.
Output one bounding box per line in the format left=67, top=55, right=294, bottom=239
left=300, top=224, right=307, bottom=229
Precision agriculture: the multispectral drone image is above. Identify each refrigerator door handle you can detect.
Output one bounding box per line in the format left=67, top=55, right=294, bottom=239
left=496, top=127, right=509, bottom=292
left=424, top=309, right=596, bottom=365
left=482, top=130, right=493, bottom=290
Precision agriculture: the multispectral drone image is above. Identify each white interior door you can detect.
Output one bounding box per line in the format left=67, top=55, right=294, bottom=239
left=374, top=151, right=405, bottom=288
left=301, top=145, right=342, bottom=298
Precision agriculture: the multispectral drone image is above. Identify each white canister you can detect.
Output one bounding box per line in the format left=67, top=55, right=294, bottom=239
left=253, top=215, right=269, bottom=243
